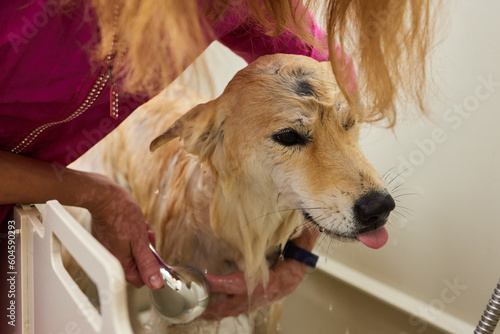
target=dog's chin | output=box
[301,210,389,249]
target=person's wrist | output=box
[291,227,320,251]
[67,169,117,214]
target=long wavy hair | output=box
[90,0,440,127]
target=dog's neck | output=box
[208,159,303,292]
[147,150,302,291]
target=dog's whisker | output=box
[301,205,331,211]
[389,214,407,225]
[392,193,417,201]
[391,210,411,220]
[389,182,406,193]
[276,214,335,244]
[244,203,338,228]
[389,213,412,230]
[316,229,330,248]
[313,215,330,226]
[392,190,420,198]
[388,216,400,228]
[389,210,406,219]
[326,233,337,255]
[244,206,330,227]
[381,164,400,181]
[245,208,302,226]
[392,207,413,217]
[321,218,334,231]
[386,167,412,186]
[302,198,328,206]
[274,223,314,246]
[312,218,336,241]
[394,204,415,214]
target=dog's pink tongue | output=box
[356,227,388,249]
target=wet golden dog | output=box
[70,53,395,333]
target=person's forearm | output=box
[0,150,105,210]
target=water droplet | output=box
[276,323,282,332]
[319,227,325,233]
[154,189,159,194]
[328,303,333,312]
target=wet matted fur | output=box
[68,54,395,333]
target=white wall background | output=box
[333,1,500,331]
[179,1,500,332]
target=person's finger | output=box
[132,239,163,290]
[205,271,248,294]
[121,257,144,288]
[267,258,308,296]
[292,226,320,250]
[202,295,249,320]
[203,289,277,320]
[206,256,308,296]
[147,229,156,247]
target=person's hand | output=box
[86,173,163,290]
[202,228,319,320]
[0,151,162,289]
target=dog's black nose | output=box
[354,191,395,226]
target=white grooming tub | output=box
[14,201,133,334]
[13,201,457,334]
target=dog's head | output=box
[150,54,394,283]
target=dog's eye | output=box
[273,129,306,146]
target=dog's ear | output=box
[149,101,221,161]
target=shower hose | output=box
[474,279,500,333]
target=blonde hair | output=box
[90,0,439,127]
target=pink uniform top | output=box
[0,0,330,222]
